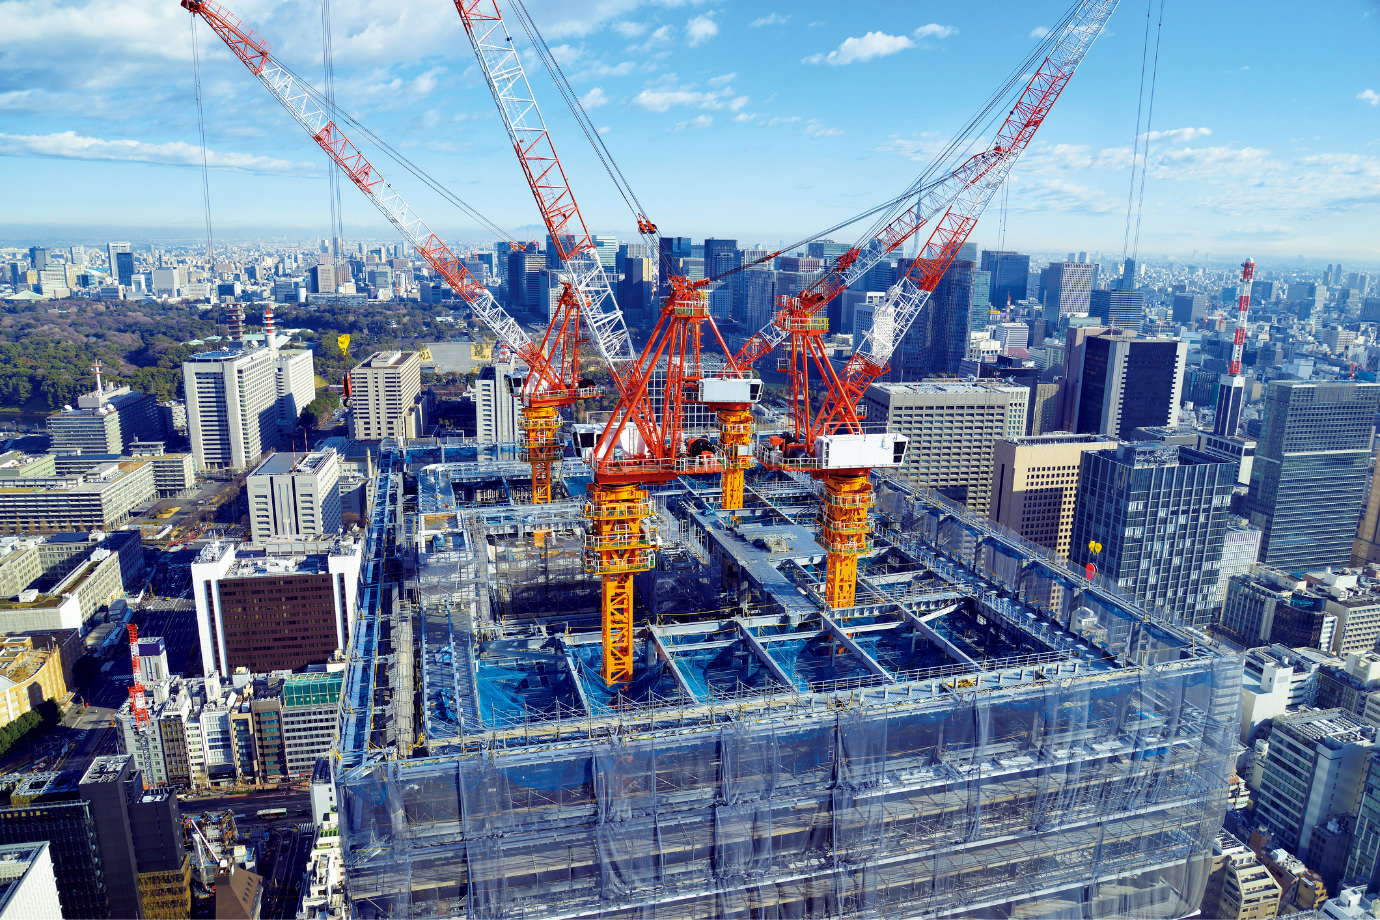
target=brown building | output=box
[989,432,1117,558]
[217,570,342,673]
[191,537,362,678]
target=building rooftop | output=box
[870,381,1027,396]
[0,841,51,913]
[79,755,131,785]
[250,449,337,478]
[1276,708,1375,746]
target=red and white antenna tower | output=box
[1229,259,1254,376]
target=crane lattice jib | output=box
[181,0,553,377]
[454,1,635,370]
[811,0,1117,438]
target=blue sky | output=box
[2,0,1378,265]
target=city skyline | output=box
[1,1,1378,262]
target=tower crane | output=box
[450,2,637,505]
[760,0,1119,610]
[182,0,589,506]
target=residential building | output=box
[1064,331,1187,439]
[183,348,279,472]
[1068,442,1233,627]
[1254,709,1374,862]
[988,433,1117,557]
[862,381,1027,515]
[0,461,155,535]
[348,351,424,442]
[1219,851,1282,920]
[246,449,342,542]
[191,537,362,677]
[0,842,63,920]
[1246,380,1380,573]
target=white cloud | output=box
[804,121,843,138]
[631,77,739,112]
[751,13,789,28]
[804,31,913,66]
[686,14,717,47]
[0,130,314,174]
[708,72,737,86]
[612,21,648,38]
[1359,89,1380,107]
[1030,26,1050,39]
[674,115,713,131]
[733,112,757,123]
[1141,126,1213,143]
[581,87,610,108]
[912,23,957,41]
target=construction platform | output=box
[333,441,1241,919]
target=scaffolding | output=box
[334,450,1241,919]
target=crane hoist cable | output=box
[258,51,519,246]
[190,15,216,264]
[1132,0,1165,262]
[321,0,344,257]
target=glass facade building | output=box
[1070,443,1235,627]
[1246,380,1380,574]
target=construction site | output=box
[329,444,1241,920]
[175,0,1243,915]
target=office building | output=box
[191,536,362,676]
[1355,452,1380,567]
[988,433,1117,557]
[1064,331,1187,439]
[108,243,134,287]
[1239,644,1333,743]
[0,635,69,730]
[348,351,424,442]
[1171,293,1207,325]
[703,238,739,320]
[980,250,1030,307]
[1219,564,1337,651]
[898,259,982,379]
[1304,568,1380,657]
[0,788,108,917]
[1088,289,1144,331]
[1214,374,1247,437]
[1254,709,1373,862]
[1041,260,1094,320]
[863,381,1027,515]
[1218,852,1281,920]
[281,671,344,777]
[0,460,155,535]
[1212,518,1262,615]
[1345,751,1380,895]
[246,449,342,541]
[183,348,279,472]
[474,352,523,446]
[0,842,62,920]
[1069,442,1234,627]
[47,381,164,455]
[1246,380,1380,573]
[274,348,317,434]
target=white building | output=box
[275,348,317,434]
[474,353,523,446]
[0,842,63,920]
[183,348,278,472]
[348,351,424,442]
[246,449,342,542]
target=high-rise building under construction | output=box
[332,444,1240,920]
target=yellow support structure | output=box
[521,406,562,505]
[716,407,755,511]
[585,483,656,685]
[819,472,873,609]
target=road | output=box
[257,824,315,918]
